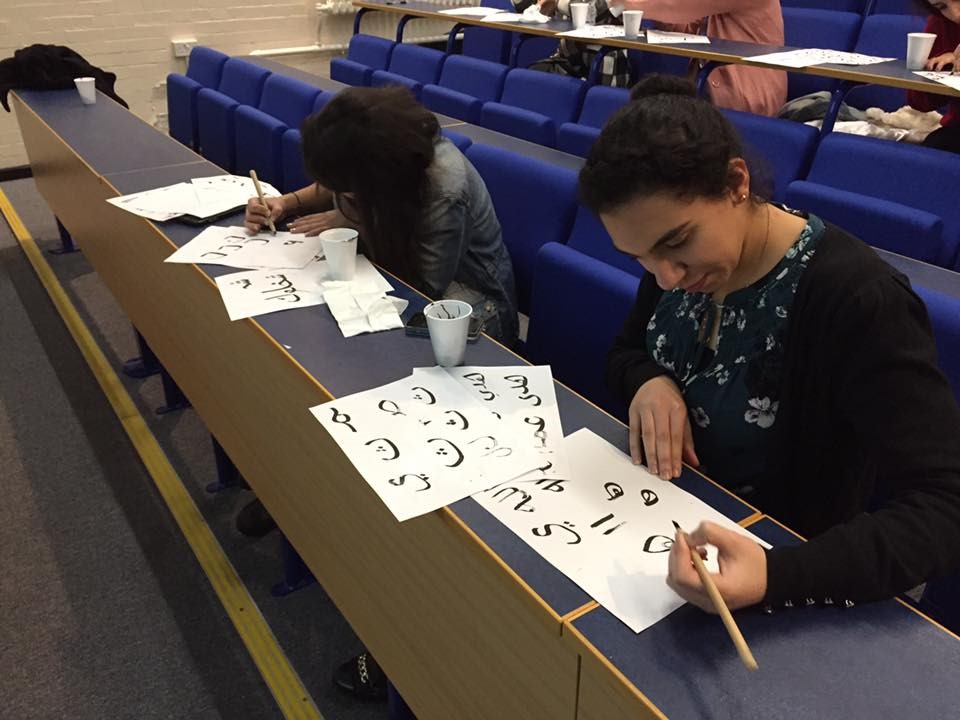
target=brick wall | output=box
[0,0,461,169]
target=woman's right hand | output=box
[925,52,957,72]
[244,195,286,234]
[627,375,699,480]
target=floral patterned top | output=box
[645,212,825,498]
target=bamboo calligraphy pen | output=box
[249,169,276,235]
[672,520,758,671]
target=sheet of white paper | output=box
[558,24,625,39]
[304,253,395,295]
[914,70,960,92]
[439,6,503,16]
[422,365,569,480]
[475,428,768,633]
[165,226,324,270]
[309,368,544,520]
[482,10,550,23]
[645,29,710,44]
[214,268,327,321]
[745,48,894,68]
[106,175,281,222]
[323,287,408,338]
[106,185,194,221]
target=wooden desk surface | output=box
[353,0,960,97]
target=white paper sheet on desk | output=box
[165,225,324,270]
[214,268,327,320]
[323,287,408,338]
[745,48,894,68]
[474,428,768,633]
[106,184,194,221]
[309,367,544,521]
[914,71,960,92]
[106,175,280,221]
[644,29,710,44]
[482,9,550,23]
[420,365,569,480]
[558,25,625,40]
[439,6,503,16]
[303,253,395,295]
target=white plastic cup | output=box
[424,300,472,367]
[623,10,644,39]
[319,227,358,281]
[906,32,937,71]
[570,2,589,29]
[74,77,96,105]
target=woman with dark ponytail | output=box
[580,76,960,614]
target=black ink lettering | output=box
[604,483,624,501]
[467,435,512,458]
[491,487,535,512]
[643,535,674,553]
[426,438,464,467]
[640,489,659,506]
[364,437,400,461]
[410,386,436,405]
[329,407,356,433]
[443,410,469,431]
[388,473,431,492]
[532,521,581,545]
[377,400,405,417]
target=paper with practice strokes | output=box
[165,226,324,270]
[475,428,768,633]
[214,268,327,320]
[914,70,960,92]
[644,29,710,44]
[482,6,550,23]
[558,24,625,40]
[425,365,569,480]
[106,175,280,221]
[310,368,545,521]
[745,48,894,68]
[439,6,503,16]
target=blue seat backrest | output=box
[464,143,579,313]
[577,86,629,129]
[526,242,641,420]
[783,8,862,98]
[499,68,587,125]
[218,58,271,106]
[462,26,512,65]
[186,47,229,88]
[438,55,508,101]
[512,36,559,68]
[722,109,819,203]
[257,75,321,128]
[780,0,866,10]
[803,133,960,267]
[567,206,643,277]
[628,48,692,81]
[871,0,925,13]
[848,13,927,110]
[349,34,395,69]
[915,285,960,406]
[387,44,446,85]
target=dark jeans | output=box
[923,124,960,154]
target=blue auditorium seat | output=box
[785,133,960,269]
[196,59,270,172]
[167,46,229,148]
[512,36,559,69]
[464,143,579,313]
[462,26,513,65]
[783,8,863,100]
[846,13,927,111]
[421,55,508,123]
[234,76,322,188]
[526,242,640,419]
[479,68,587,147]
[557,85,628,156]
[870,0,924,13]
[370,44,446,99]
[279,94,336,193]
[780,0,867,10]
[566,206,642,277]
[722,109,819,203]
[440,128,474,152]
[330,34,395,86]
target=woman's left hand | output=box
[666,521,767,612]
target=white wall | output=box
[0,0,460,169]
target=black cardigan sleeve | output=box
[764,273,960,604]
[605,272,670,404]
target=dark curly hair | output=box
[579,75,767,215]
[301,85,440,285]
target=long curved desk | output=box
[12,85,960,719]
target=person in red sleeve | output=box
[907,1,960,153]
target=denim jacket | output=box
[417,137,519,346]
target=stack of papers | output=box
[438,6,503,16]
[106,175,280,222]
[482,8,550,23]
[745,48,894,68]
[558,25,625,40]
[915,70,960,92]
[645,29,710,44]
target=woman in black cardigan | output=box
[579,76,960,612]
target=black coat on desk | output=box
[0,44,128,112]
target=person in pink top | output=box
[620,0,787,116]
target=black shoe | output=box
[236,498,277,537]
[333,652,387,700]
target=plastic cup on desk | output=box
[424,300,472,367]
[623,10,644,39]
[570,2,590,29]
[907,32,938,71]
[74,77,96,105]
[319,227,358,281]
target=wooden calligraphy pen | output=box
[249,169,276,235]
[672,520,758,671]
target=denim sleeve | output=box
[416,196,469,300]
